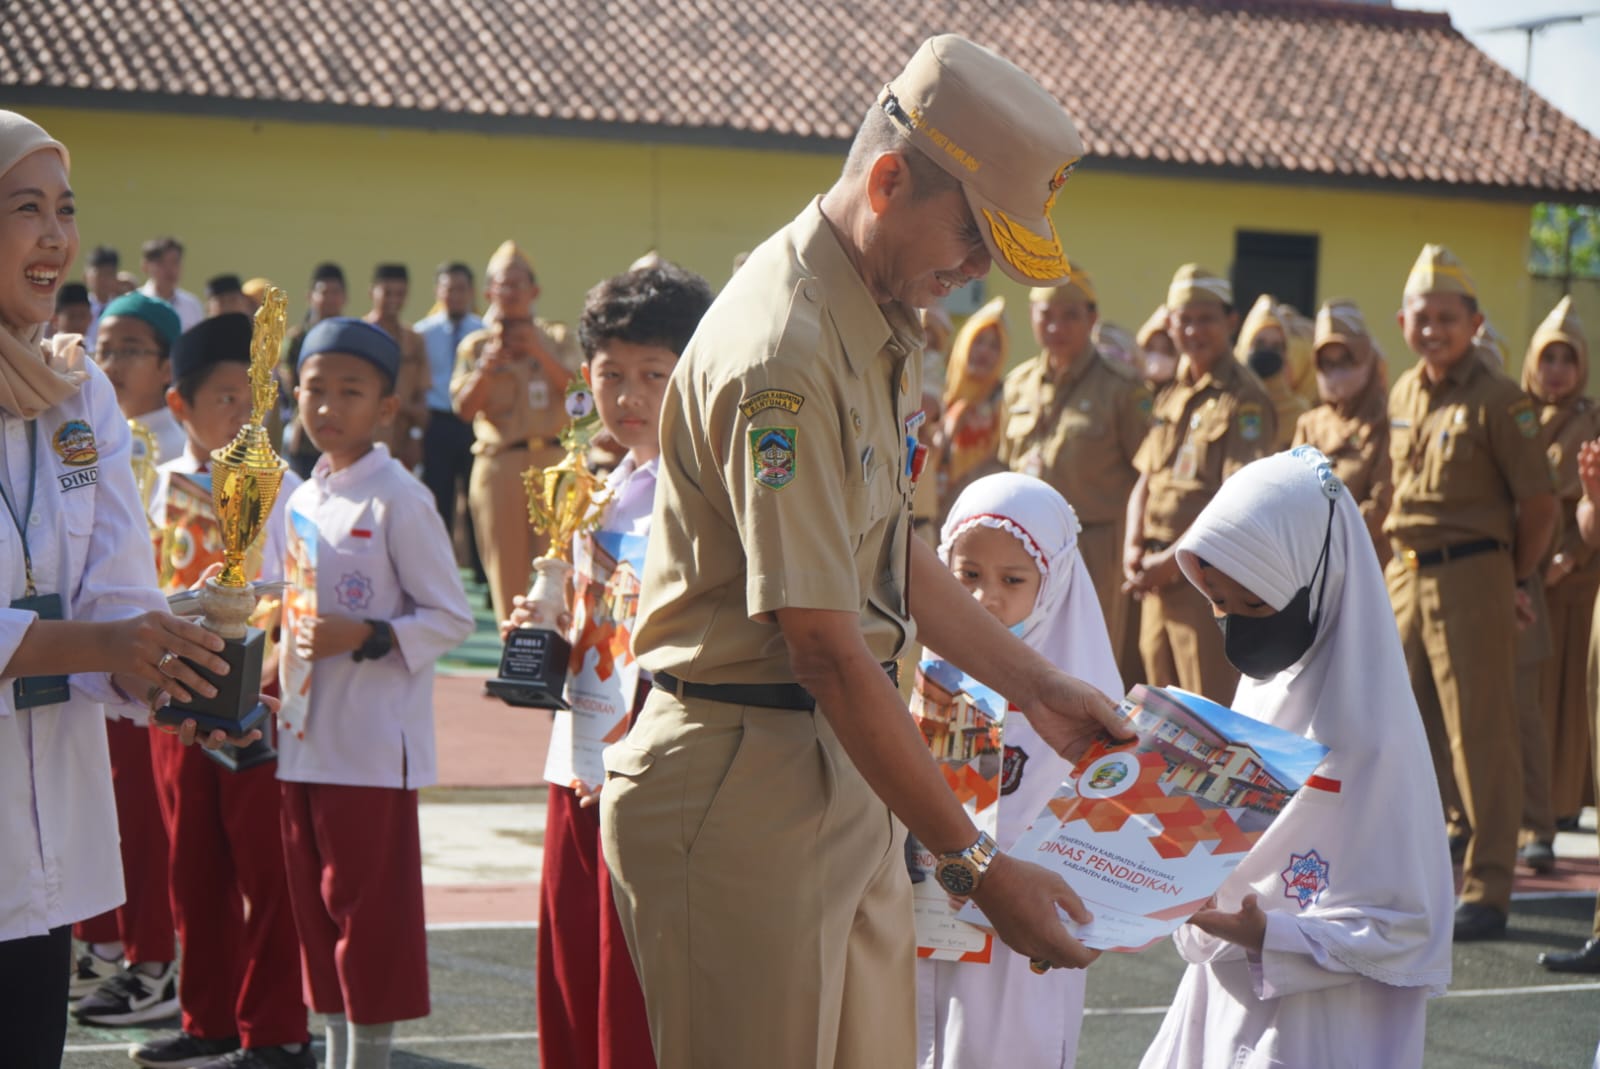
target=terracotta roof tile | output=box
[2,0,1597,198]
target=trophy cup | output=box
[486,388,609,709]
[156,288,290,741]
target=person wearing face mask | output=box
[1139,446,1454,1069]
[937,295,1009,518]
[1291,299,1392,564]
[1136,305,1177,394]
[999,269,1151,688]
[1235,295,1309,451]
[1520,297,1599,869]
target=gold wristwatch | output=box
[934,831,999,898]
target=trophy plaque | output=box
[487,387,609,709]
[156,288,290,742]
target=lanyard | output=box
[0,420,39,596]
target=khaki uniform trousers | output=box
[1078,520,1137,692]
[468,444,559,622]
[1516,581,1556,845]
[1543,576,1600,821]
[600,690,915,1069]
[1584,591,1600,939]
[1139,578,1240,704]
[1387,550,1521,910]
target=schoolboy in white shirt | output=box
[278,317,473,1069]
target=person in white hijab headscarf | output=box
[1140,446,1454,1069]
[918,472,1123,1069]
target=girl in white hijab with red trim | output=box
[1140,446,1454,1069]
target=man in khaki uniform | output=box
[1124,266,1275,701]
[364,262,431,471]
[1385,243,1556,940]
[999,268,1151,686]
[600,36,1125,1069]
[450,240,580,621]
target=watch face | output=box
[937,861,977,897]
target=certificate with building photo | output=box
[907,658,1008,963]
[964,684,1330,953]
[544,529,647,791]
[277,508,320,740]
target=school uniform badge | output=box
[750,427,797,490]
[335,571,375,611]
[1280,849,1331,908]
[53,419,97,466]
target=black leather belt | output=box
[1400,538,1506,571]
[653,663,901,712]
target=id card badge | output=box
[11,592,70,708]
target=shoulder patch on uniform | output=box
[750,427,798,490]
[1511,398,1538,439]
[739,389,806,420]
[1237,402,1265,442]
[1137,395,1154,418]
[53,419,97,466]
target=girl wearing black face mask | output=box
[1139,447,1454,1069]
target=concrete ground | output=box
[59,590,1600,1066]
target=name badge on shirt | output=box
[11,592,69,708]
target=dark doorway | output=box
[1233,230,1320,317]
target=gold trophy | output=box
[156,288,290,739]
[487,387,609,709]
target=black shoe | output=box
[1555,814,1583,833]
[131,1032,242,1068]
[1453,902,1508,941]
[72,962,179,1025]
[1538,938,1600,974]
[1447,830,1469,863]
[1519,840,1556,874]
[195,1045,315,1069]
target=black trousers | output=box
[422,408,475,538]
[0,925,71,1068]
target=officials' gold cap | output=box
[1136,305,1170,348]
[1028,260,1096,307]
[487,239,535,280]
[1530,296,1587,363]
[881,35,1085,286]
[1314,298,1372,355]
[1404,244,1476,300]
[1167,264,1232,309]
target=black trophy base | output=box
[486,627,571,710]
[155,626,270,737]
[203,737,278,774]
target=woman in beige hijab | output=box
[1291,299,1392,563]
[0,111,245,1066]
[936,296,1009,517]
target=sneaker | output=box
[195,1045,316,1069]
[71,961,179,1025]
[131,1033,242,1068]
[68,949,121,1001]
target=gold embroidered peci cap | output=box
[880,35,1085,286]
[1028,259,1096,307]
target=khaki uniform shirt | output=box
[997,349,1151,527]
[1292,392,1393,531]
[370,320,430,456]
[633,198,924,684]
[449,319,578,456]
[1134,356,1277,544]
[1384,355,1551,553]
[1535,397,1600,573]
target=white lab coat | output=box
[276,444,473,789]
[0,363,167,941]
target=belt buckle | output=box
[1403,548,1419,572]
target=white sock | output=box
[347,1020,395,1069]
[89,941,123,963]
[324,1013,348,1069]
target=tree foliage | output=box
[1530,203,1600,282]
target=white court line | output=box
[65,1031,538,1053]
[1084,980,1600,1018]
[426,920,539,931]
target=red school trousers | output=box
[75,718,175,963]
[278,781,429,1025]
[540,783,656,1069]
[149,730,308,1046]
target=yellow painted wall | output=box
[23,105,1535,384]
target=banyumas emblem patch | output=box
[750,427,797,490]
[739,389,805,419]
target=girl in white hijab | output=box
[918,472,1123,1069]
[1140,446,1454,1069]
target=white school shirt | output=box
[0,361,168,942]
[152,451,302,587]
[133,405,186,466]
[276,443,474,789]
[138,281,204,333]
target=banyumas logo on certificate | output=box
[993,684,1329,952]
